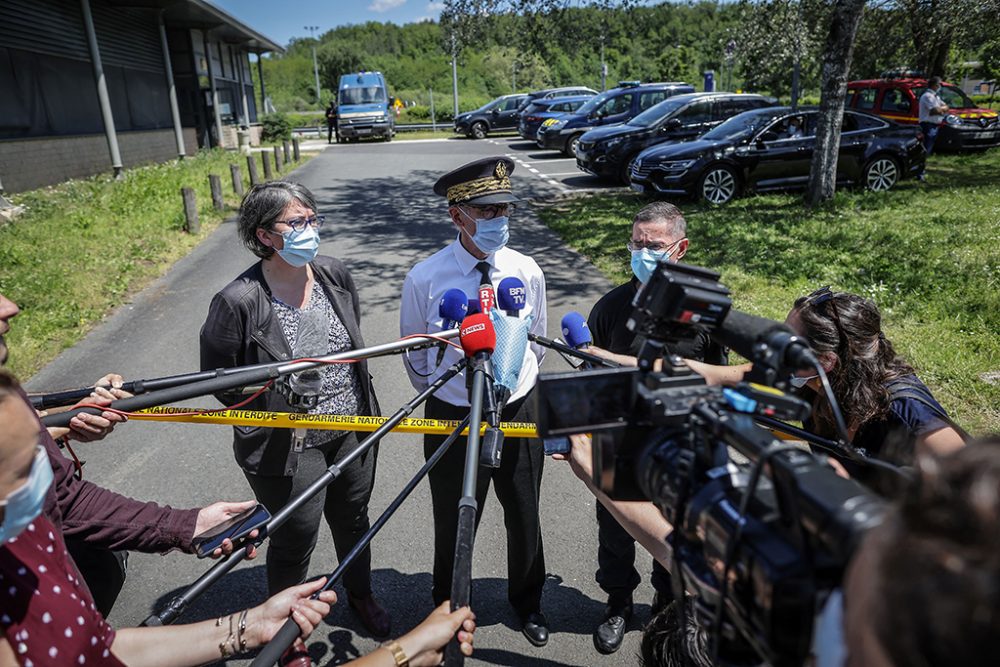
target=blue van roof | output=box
[340,72,385,88]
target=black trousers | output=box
[423,393,546,618]
[244,431,377,597]
[66,540,128,617]
[596,502,672,606]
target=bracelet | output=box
[237,608,249,652]
[218,614,237,658]
[383,639,409,667]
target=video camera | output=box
[535,261,886,666]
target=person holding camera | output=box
[583,202,725,654]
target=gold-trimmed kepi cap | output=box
[433,156,520,206]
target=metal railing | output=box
[292,123,447,137]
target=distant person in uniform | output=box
[326,100,338,144]
[917,76,949,180]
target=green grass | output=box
[0,148,313,380]
[535,150,1000,434]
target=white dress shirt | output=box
[919,89,946,123]
[400,237,547,407]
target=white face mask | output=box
[790,374,819,389]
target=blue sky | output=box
[210,0,447,48]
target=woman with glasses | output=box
[200,182,390,663]
[689,288,966,488]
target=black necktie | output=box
[475,261,493,289]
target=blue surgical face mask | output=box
[0,446,53,543]
[465,210,509,255]
[276,225,320,267]
[790,374,819,389]
[630,248,671,284]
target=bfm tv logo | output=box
[506,286,526,305]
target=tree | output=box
[806,0,867,206]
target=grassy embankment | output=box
[535,149,1000,434]
[0,147,314,379]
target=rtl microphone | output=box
[478,265,495,315]
[497,276,527,317]
[437,289,469,367]
[712,309,816,372]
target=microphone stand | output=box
[39,330,460,428]
[527,332,619,368]
[251,414,472,667]
[444,351,490,667]
[141,359,468,627]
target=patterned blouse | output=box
[271,279,363,447]
[1,515,126,667]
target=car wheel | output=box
[699,164,739,204]
[470,122,488,140]
[864,155,899,192]
[564,133,582,157]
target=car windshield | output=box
[916,84,977,109]
[576,90,614,115]
[627,97,692,127]
[339,86,385,106]
[701,109,784,141]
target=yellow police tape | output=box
[129,406,539,438]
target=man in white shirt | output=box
[399,156,550,647]
[917,76,949,180]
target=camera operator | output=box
[583,202,725,653]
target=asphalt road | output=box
[25,136,655,667]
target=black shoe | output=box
[521,612,549,647]
[594,603,632,654]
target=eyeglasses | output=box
[626,237,686,253]
[804,285,847,348]
[275,215,325,232]
[464,203,515,219]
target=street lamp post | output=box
[304,25,321,106]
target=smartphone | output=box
[543,437,571,456]
[192,503,271,559]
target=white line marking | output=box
[543,171,584,176]
[523,158,577,164]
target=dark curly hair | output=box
[871,438,1000,667]
[791,290,914,439]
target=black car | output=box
[454,93,530,139]
[629,107,925,204]
[576,93,775,183]
[518,95,595,140]
[536,81,696,156]
[518,86,599,111]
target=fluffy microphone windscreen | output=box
[459,312,496,356]
[490,308,528,391]
[439,288,469,324]
[561,311,592,348]
[497,276,527,314]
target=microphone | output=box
[497,276,527,317]
[284,309,328,410]
[712,309,815,372]
[561,311,592,350]
[459,312,496,359]
[437,289,469,367]
[459,313,506,469]
[466,298,482,315]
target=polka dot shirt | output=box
[1,515,125,666]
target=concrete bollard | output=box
[182,187,199,234]
[273,145,283,172]
[282,140,291,164]
[208,174,225,211]
[230,164,244,197]
[247,154,260,185]
[262,151,273,180]
[292,138,300,161]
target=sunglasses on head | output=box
[803,286,847,348]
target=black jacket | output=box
[200,256,380,477]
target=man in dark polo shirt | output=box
[586,201,726,654]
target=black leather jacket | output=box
[200,256,380,477]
